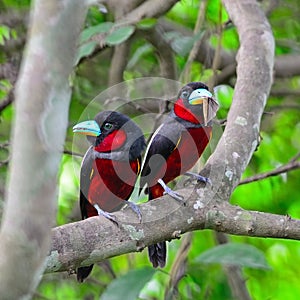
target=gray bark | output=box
[0,1,87,299]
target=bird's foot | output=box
[158,178,184,203]
[93,204,119,226]
[184,172,211,185]
[126,201,142,223]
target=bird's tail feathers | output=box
[77,265,94,282]
[148,242,166,268]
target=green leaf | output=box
[74,41,97,66]
[0,25,10,45]
[214,85,234,108]
[136,18,157,29]
[105,25,135,46]
[127,44,153,69]
[195,243,270,269]
[79,22,113,43]
[171,36,194,56]
[100,267,156,300]
[167,30,205,56]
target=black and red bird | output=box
[73,111,145,282]
[139,82,219,268]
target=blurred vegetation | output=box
[1,0,300,299]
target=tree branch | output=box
[45,190,300,273]
[274,54,300,78]
[144,25,177,80]
[107,0,140,86]
[108,41,131,86]
[120,0,179,25]
[239,153,300,185]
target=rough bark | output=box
[45,194,300,273]
[0,1,87,299]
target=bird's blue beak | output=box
[188,88,212,105]
[73,120,101,137]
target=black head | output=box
[94,111,145,158]
[177,82,210,104]
[73,111,145,159]
[174,82,218,124]
[186,82,209,91]
[94,111,131,142]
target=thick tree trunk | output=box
[0,1,87,299]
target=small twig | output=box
[208,2,224,90]
[290,152,300,163]
[210,62,236,86]
[108,41,131,86]
[270,89,300,97]
[120,0,179,26]
[267,104,300,111]
[262,111,275,116]
[239,154,300,185]
[107,1,138,86]
[0,158,10,167]
[0,142,10,149]
[180,0,208,83]
[145,25,176,80]
[63,150,84,157]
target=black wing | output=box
[79,146,95,219]
[139,122,182,190]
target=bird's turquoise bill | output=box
[73,120,101,137]
[188,88,213,105]
[188,88,214,126]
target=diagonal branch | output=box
[239,154,300,185]
[144,25,177,80]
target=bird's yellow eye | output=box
[103,123,113,130]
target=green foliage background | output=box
[0,0,300,299]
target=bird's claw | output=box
[158,178,185,203]
[163,189,185,203]
[94,204,119,226]
[184,172,211,185]
[126,201,142,223]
